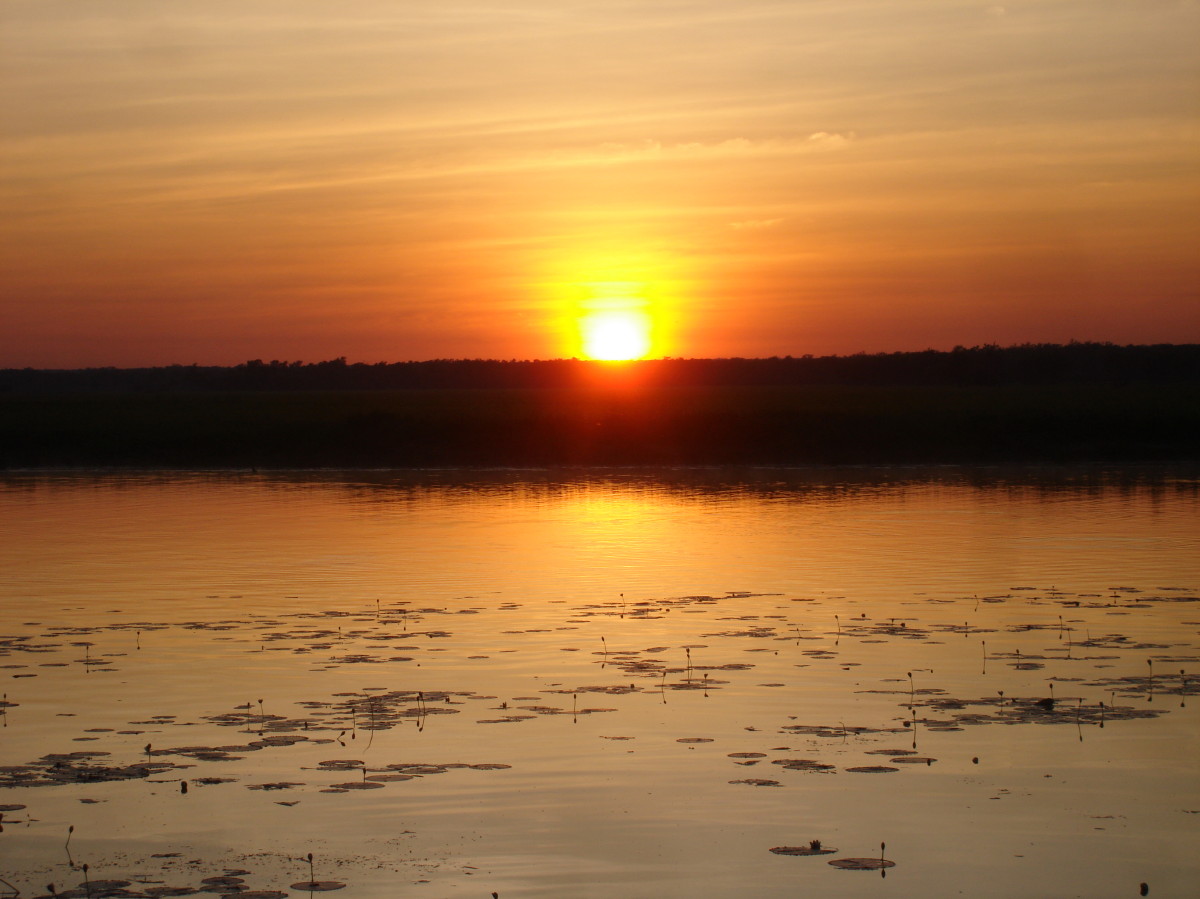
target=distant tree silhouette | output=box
[1,342,1196,393]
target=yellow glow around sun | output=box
[541,250,686,360]
[581,309,651,361]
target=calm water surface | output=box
[1,468,1198,898]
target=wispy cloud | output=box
[2,0,1198,364]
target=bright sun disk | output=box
[581,311,651,361]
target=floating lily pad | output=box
[143,887,200,896]
[770,845,837,856]
[387,764,445,774]
[772,758,835,771]
[729,778,782,786]
[829,857,896,870]
[247,781,304,790]
[845,766,899,773]
[289,883,345,892]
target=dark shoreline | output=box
[6,346,1198,469]
[4,382,1198,469]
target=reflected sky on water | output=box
[1,466,1198,898]
[4,466,1198,616]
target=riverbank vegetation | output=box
[3,344,1197,467]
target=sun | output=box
[581,310,651,361]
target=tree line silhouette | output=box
[2,342,1197,394]
[3,343,1197,467]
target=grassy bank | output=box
[4,383,1198,468]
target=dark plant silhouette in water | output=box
[290,851,346,892]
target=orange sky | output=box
[2,1,1198,367]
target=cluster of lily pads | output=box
[1,584,1196,890]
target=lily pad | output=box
[829,857,896,870]
[289,883,345,892]
[770,846,837,856]
[729,778,782,786]
[772,758,835,771]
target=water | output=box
[1,467,1198,898]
